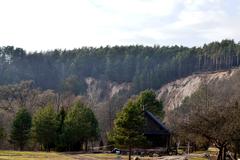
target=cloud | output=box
[140,0,240,46]
[0,0,239,51]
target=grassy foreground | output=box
[0,150,131,160]
[0,150,72,160]
[0,150,210,160]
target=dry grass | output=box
[190,157,208,160]
[0,151,146,160]
[0,150,72,160]
[1,150,206,160]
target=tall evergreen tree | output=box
[80,106,99,151]
[55,107,66,151]
[63,102,99,151]
[32,106,57,151]
[10,108,32,150]
[109,100,146,160]
[136,90,164,119]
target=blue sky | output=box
[0,0,239,51]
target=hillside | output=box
[157,68,240,113]
[83,67,240,141]
[1,39,240,148]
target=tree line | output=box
[0,40,240,94]
[0,87,163,155]
[5,102,99,151]
[0,80,126,148]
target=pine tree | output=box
[63,102,99,151]
[55,107,66,151]
[32,106,57,151]
[10,108,32,150]
[136,90,164,119]
[108,100,146,160]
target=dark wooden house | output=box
[144,111,170,149]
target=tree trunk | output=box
[198,55,201,71]
[85,141,88,151]
[215,57,218,70]
[237,55,239,66]
[91,141,94,151]
[234,151,237,160]
[128,146,132,160]
[47,145,50,152]
[220,56,222,69]
[223,146,227,160]
[218,147,223,160]
[20,144,24,151]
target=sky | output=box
[0,0,240,51]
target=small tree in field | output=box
[10,108,32,150]
[32,106,57,151]
[109,100,146,160]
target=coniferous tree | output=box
[108,100,146,160]
[136,90,164,119]
[10,108,32,150]
[55,107,66,151]
[63,102,99,151]
[32,106,57,151]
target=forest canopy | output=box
[0,39,240,94]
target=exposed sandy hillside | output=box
[85,77,131,104]
[156,68,240,112]
[85,68,240,115]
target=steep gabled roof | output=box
[144,111,170,135]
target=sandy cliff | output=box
[156,68,239,112]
